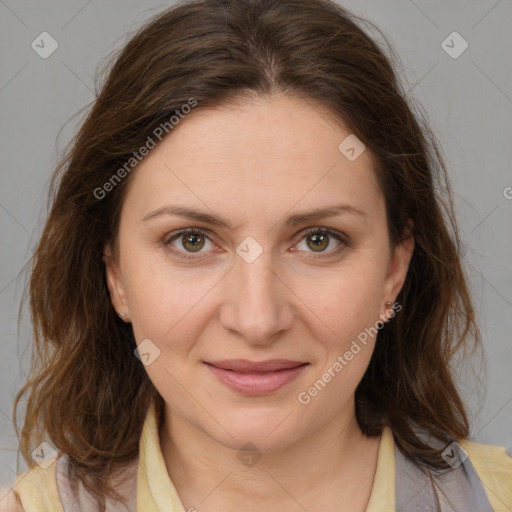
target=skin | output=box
[104,93,414,511]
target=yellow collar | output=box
[136,399,186,511]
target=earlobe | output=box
[103,244,130,320]
[383,222,415,306]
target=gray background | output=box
[1,0,511,488]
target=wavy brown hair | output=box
[13,0,482,508]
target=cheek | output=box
[121,247,219,347]
[292,264,386,343]
[295,287,379,419]
[289,258,386,402]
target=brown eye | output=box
[293,228,349,259]
[181,232,205,252]
[306,231,330,252]
[165,229,214,257]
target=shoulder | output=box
[0,488,24,512]
[460,438,512,511]
[0,455,63,512]
[2,452,139,512]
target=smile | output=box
[204,359,309,395]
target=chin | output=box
[218,427,300,454]
[206,407,304,452]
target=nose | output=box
[218,249,294,346]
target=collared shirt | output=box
[4,398,512,511]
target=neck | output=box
[160,399,382,512]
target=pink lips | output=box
[205,359,308,395]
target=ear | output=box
[103,243,130,321]
[382,220,415,308]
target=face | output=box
[104,93,414,451]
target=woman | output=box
[1,0,511,510]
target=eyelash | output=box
[163,227,351,261]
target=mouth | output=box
[204,359,309,395]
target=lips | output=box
[204,359,309,395]
[206,359,307,373]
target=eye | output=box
[164,228,215,259]
[293,228,349,258]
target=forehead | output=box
[121,94,384,226]
[157,94,370,161]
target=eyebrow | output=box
[142,203,367,230]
